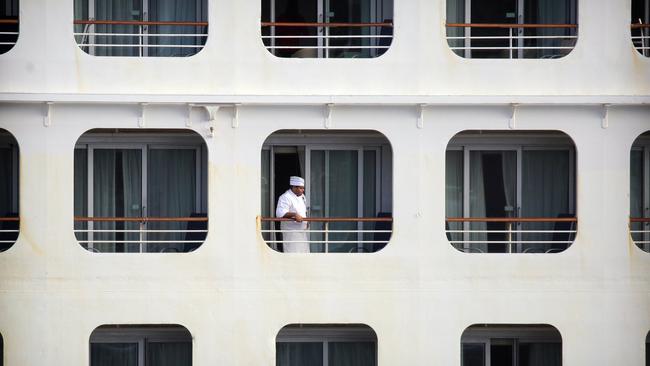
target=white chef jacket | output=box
[276,189,309,253]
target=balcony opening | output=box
[89,324,192,366]
[74,129,208,253]
[0,129,19,252]
[446,131,576,254]
[0,0,18,54]
[261,130,392,253]
[630,132,650,252]
[632,0,650,56]
[446,0,578,59]
[276,324,377,366]
[73,0,208,57]
[461,324,562,366]
[261,0,393,58]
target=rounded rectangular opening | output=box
[461,324,562,366]
[0,0,18,54]
[73,0,208,57]
[89,324,192,366]
[0,129,19,252]
[261,130,393,253]
[446,0,578,59]
[261,0,393,58]
[446,130,577,254]
[276,324,377,366]
[74,129,208,253]
[630,132,650,252]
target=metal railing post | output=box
[509,28,513,59]
[139,220,145,253]
[324,221,329,253]
[507,221,513,253]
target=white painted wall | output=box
[0,0,648,96]
[0,103,648,365]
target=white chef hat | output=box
[289,176,305,187]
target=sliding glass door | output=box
[75,144,203,253]
[261,145,381,253]
[447,145,575,253]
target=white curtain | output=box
[445,150,464,246]
[469,151,487,252]
[92,0,141,56]
[521,150,571,251]
[329,342,376,366]
[147,149,196,252]
[90,343,138,366]
[522,342,562,366]
[527,0,575,58]
[309,150,327,253]
[276,343,323,366]
[146,342,192,366]
[328,150,359,252]
[93,149,142,252]
[149,0,206,57]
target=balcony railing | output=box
[73,20,208,57]
[261,21,393,58]
[74,216,207,253]
[259,216,393,252]
[0,19,18,50]
[0,217,19,249]
[446,23,578,59]
[446,217,577,253]
[630,217,650,251]
[632,23,650,56]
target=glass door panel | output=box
[328,341,376,366]
[327,150,359,252]
[276,342,324,366]
[469,150,517,253]
[446,150,464,248]
[147,148,197,253]
[271,0,319,57]
[309,149,359,252]
[521,150,572,252]
[92,148,143,253]
[90,343,139,366]
[146,341,192,365]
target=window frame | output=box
[276,325,378,366]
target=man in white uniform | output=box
[275,176,310,253]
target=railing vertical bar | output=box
[325,221,329,253]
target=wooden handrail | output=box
[630,217,650,223]
[0,217,19,222]
[631,23,650,29]
[74,217,208,222]
[446,217,577,223]
[261,22,393,28]
[260,217,393,223]
[0,19,18,24]
[446,23,577,29]
[73,20,208,26]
